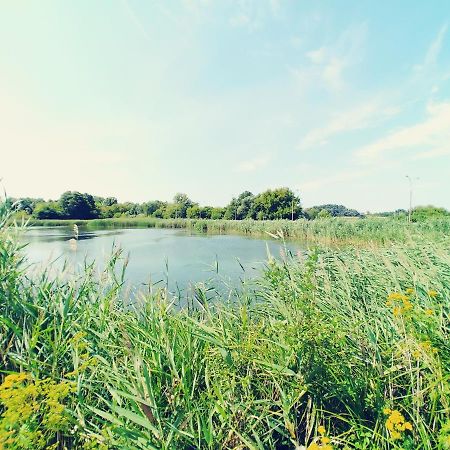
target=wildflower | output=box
[406,288,415,295]
[428,290,438,298]
[384,408,413,441]
[425,308,433,316]
[322,437,331,444]
[0,372,30,389]
[308,444,320,450]
[318,426,326,435]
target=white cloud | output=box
[355,101,450,162]
[294,23,367,93]
[413,147,450,160]
[306,47,326,64]
[235,154,271,172]
[301,168,370,192]
[415,23,448,72]
[298,100,400,150]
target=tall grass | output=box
[1,204,449,449]
[33,216,450,245]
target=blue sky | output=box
[1,0,450,212]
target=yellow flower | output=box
[428,290,438,298]
[425,308,433,316]
[317,425,326,435]
[308,443,320,450]
[393,306,402,316]
[404,421,413,431]
[391,430,401,440]
[383,408,392,415]
[406,288,415,295]
[322,436,331,444]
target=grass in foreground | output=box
[1,204,450,449]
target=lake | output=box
[22,227,304,295]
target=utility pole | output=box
[405,175,419,223]
[291,188,299,221]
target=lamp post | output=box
[405,175,419,223]
[291,189,299,221]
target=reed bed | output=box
[1,204,449,449]
[33,216,450,246]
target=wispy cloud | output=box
[293,22,368,92]
[298,100,401,150]
[121,0,150,41]
[235,154,271,172]
[301,168,370,192]
[414,23,448,72]
[355,101,450,162]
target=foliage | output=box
[305,204,362,219]
[1,200,450,448]
[411,205,449,222]
[59,191,99,220]
[32,201,62,220]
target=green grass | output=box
[1,203,450,449]
[31,215,450,246]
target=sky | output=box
[1,0,450,212]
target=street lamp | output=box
[291,189,300,221]
[405,175,419,223]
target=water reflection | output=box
[22,226,303,295]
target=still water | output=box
[23,227,303,294]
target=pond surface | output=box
[22,227,304,294]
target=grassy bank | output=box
[2,203,450,449]
[31,216,450,245]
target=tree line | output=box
[9,191,447,221]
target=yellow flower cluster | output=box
[383,408,412,441]
[307,426,333,450]
[428,290,438,298]
[0,372,77,449]
[386,292,413,316]
[410,339,438,359]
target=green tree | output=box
[249,188,301,220]
[144,201,165,216]
[317,208,332,219]
[172,193,194,218]
[224,191,254,220]
[33,202,62,219]
[210,207,225,219]
[411,205,449,222]
[103,197,118,206]
[308,204,361,218]
[59,192,99,219]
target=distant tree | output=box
[144,200,165,216]
[307,204,362,218]
[103,197,118,206]
[33,202,62,219]
[224,191,255,220]
[304,207,320,220]
[163,203,180,219]
[249,188,301,220]
[172,193,194,218]
[15,197,43,215]
[186,205,202,219]
[59,191,99,219]
[210,207,225,219]
[411,205,449,222]
[317,208,332,219]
